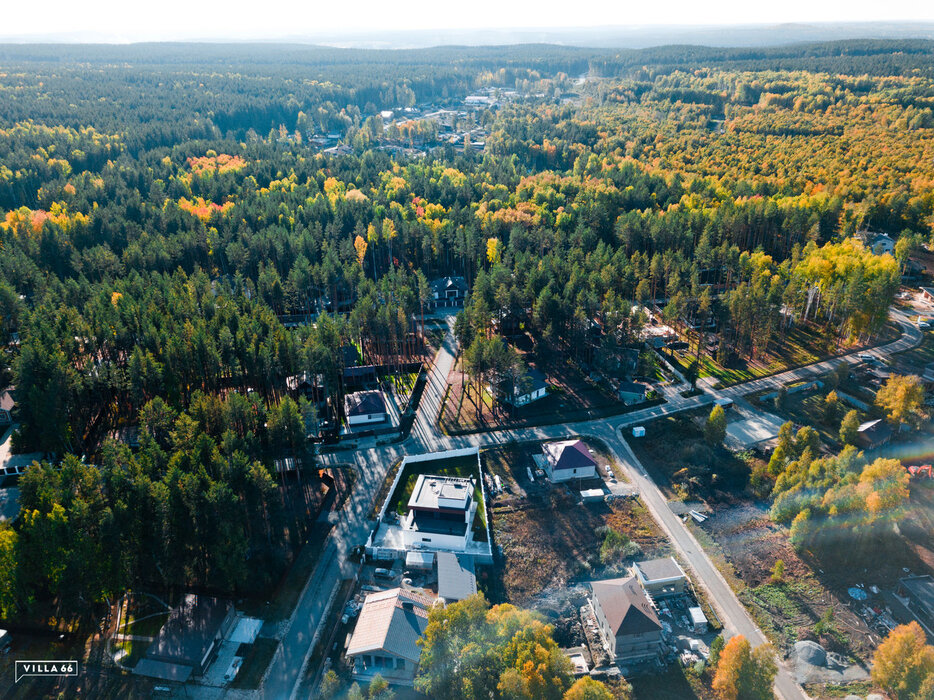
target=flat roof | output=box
[133,658,193,683]
[407,474,473,511]
[634,557,686,584]
[689,607,707,624]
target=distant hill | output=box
[3,21,934,49]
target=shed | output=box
[581,489,605,503]
[632,426,646,438]
[688,606,708,634]
[405,551,435,570]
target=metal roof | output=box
[144,594,232,668]
[344,390,387,417]
[634,557,686,584]
[437,552,477,602]
[543,440,597,472]
[346,588,433,663]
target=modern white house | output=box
[399,474,478,550]
[344,390,388,425]
[346,588,434,686]
[367,447,493,564]
[541,439,597,483]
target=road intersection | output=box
[273,308,922,700]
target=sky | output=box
[4,0,934,42]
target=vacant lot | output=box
[629,411,752,501]
[692,501,876,659]
[486,488,666,605]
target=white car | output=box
[224,657,243,683]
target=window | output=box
[396,658,405,670]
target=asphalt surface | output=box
[273,307,923,700]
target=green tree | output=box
[709,634,725,667]
[705,405,727,446]
[770,559,785,584]
[319,669,341,699]
[839,409,861,445]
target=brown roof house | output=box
[541,440,597,483]
[346,588,434,685]
[344,390,388,426]
[0,388,15,426]
[590,577,665,666]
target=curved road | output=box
[274,307,921,700]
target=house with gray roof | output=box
[633,557,688,600]
[133,595,235,683]
[346,588,434,685]
[429,276,468,308]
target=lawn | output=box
[751,386,869,449]
[670,321,899,388]
[120,612,168,639]
[385,453,487,541]
[113,637,148,668]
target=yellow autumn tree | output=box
[353,235,368,266]
[876,374,926,428]
[487,237,502,265]
[872,622,934,699]
[712,635,776,700]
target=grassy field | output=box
[671,322,898,388]
[752,387,869,449]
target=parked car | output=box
[374,567,394,580]
[224,657,243,683]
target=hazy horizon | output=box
[3,14,934,49]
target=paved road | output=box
[271,306,923,700]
